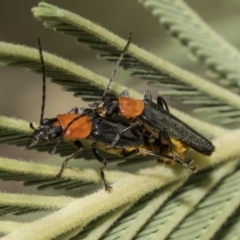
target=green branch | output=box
[3,128,240,239]
[167,160,240,239]
[0,157,129,190]
[1,2,240,239]
[0,193,74,215]
[0,221,26,234]
[134,159,239,240]
[138,0,240,90]
[30,2,240,125]
[213,205,240,239]
[0,44,227,137]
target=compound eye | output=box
[42,118,50,125]
[38,130,47,139]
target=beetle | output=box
[28,108,137,191]
[27,38,193,191]
[28,106,188,191]
[94,32,215,170]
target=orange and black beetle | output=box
[28,108,181,191]
[28,38,194,191]
[97,89,214,156]
[94,33,214,172]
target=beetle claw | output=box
[186,158,194,165]
[105,184,113,192]
[55,171,62,178]
[189,166,198,173]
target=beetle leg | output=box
[144,131,160,159]
[157,96,170,112]
[55,140,84,178]
[66,107,78,114]
[160,132,198,173]
[50,133,64,156]
[29,122,35,130]
[119,89,129,97]
[143,91,170,112]
[149,141,158,157]
[89,102,100,108]
[122,148,174,162]
[107,120,142,149]
[122,148,140,158]
[91,147,112,192]
[105,101,120,117]
[143,90,152,100]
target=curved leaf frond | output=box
[0,157,128,190]
[0,41,121,102]
[1,2,240,239]
[3,128,240,239]
[62,204,132,240]
[129,158,239,240]
[1,163,190,239]
[213,204,240,240]
[31,2,240,126]
[167,161,240,240]
[0,221,26,235]
[0,193,74,216]
[138,0,240,91]
[72,180,184,240]
[0,45,226,137]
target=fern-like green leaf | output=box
[0,41,119,102]
[130,159,239,240]
[2,128,240,239]
[138,0,240,92]
[0,43,225,137]
[31,2,240,126]
[166,161,240,240]
[72,180,184,240]
[0,157,128,191]
[0,193,74,216]
[0,221,26,235]
[213,204,240,240]
[1,2,240,239]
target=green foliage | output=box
[0,1,240,239]
[31,2,240,126]
[139,0,240,89]
[138,0,240,125]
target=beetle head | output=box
[27,118,62,148]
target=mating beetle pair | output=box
[96,88,214,169]
[94,32,214,172]
[29,107,175,191]
[27,39,175,191]
[28,34,214,191]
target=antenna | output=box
[29,38,46,130]
[102,31,132,101]
[37,38,46,124]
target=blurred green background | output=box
[1,0,240,193]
